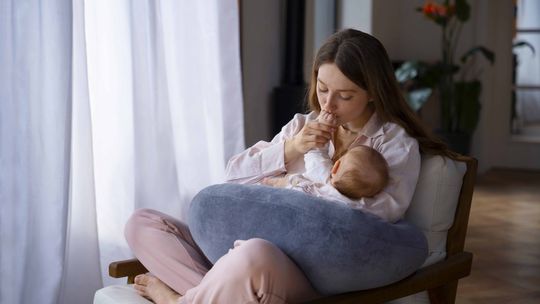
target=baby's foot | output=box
[133,273,181,304]
[317,110,337,127]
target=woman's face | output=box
[316,63,372,128]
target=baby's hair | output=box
[333,146,389,199]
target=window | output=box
[512,0,540,138]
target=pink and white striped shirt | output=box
[225,112,421,223]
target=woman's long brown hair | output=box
[307,29,458,158]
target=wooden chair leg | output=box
[428,280,458,304]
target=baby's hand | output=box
[317,110,337,127]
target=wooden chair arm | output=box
[109,258,148,284]
[305,251,473,304]
[108,252,471,302]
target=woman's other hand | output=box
[285,118,336,158]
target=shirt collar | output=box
[358,112,385,139]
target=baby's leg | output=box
[317,109,337,126]
[125,208,212,295]
[181,238,320,304]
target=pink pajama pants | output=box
[124,208,320,304]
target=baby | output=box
[328,145,389,199]
[262,111,389,203]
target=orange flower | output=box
[421,1,455,21]
[422,3,437,16]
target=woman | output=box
[125,29,452,304]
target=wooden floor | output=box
[456,168,540,303]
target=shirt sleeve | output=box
[353,126,421,223]
[225,113,308,184]
[303,148,333,184]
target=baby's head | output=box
[330,146,389,199]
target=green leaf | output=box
[434,16,449,27]
[395,61,420,83]
[513,41,536,55]
[420,62,459,87]
[460,46,495,65]
[405,88,433,112]
[455,81,481,134]
[455,0,470,22]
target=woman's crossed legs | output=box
[125,208,319,304]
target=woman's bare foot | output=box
[133,273,182,304]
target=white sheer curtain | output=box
[0,1,73,303]
[1,0,244,303]
[80,0,244,288]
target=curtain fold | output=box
[59,0,103,302]
[0,1,73,303]
[157,0,245,219]
[78,0,246,293]
[81,0,244,286]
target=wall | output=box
[473,0,540,170]
[336,0,372,33]
[240,0,284,146]
[304,0,337,92]
[240,0,540,171]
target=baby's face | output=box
[330,154,354,184]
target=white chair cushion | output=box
[94,285,151,304]
[405,155,466,267]
[391,155,466,304]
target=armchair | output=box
[96,155,477,304]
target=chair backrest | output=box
[305,155,477,303]
[445,155,477,256]
[405,155,477,266]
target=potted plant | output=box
[395,0,495,154]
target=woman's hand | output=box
[285,119,336,163]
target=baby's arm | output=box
[304,110,337,183]
[260,175,290,188]
[304,150,334,183]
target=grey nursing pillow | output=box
[188,183,428,295]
